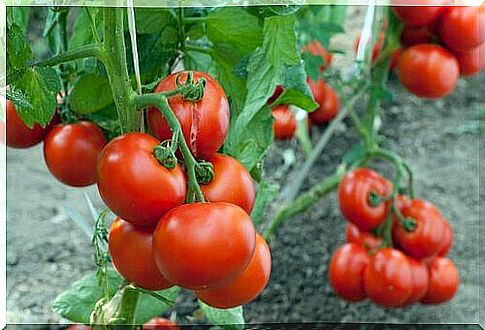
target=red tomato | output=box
[401,26,435,47]
[43,121,106,187]
[453,43,485,76]
[302,40,333,71]
[268,85,284,104]
[364,248,413,307]
[308,79,340,125]
[438,220,453,257]
[201,153,255,214]
[97,133,186,227]
[272,105,296,140]
[346,223,383,251]
[329,243,370,302]
[143,317,180,330]
[354,32,385,62]
[392,0,446,27]
[403,257,429,305]
[109,218,172,291]
[147,71,230,160]
[6,100,58,149]
[421,257,459,304]
[439,6,485,51]
[153,202,256,290]
[67,325,91,330]
[338,168,393,231]
[196,233,271,308]
[397,44,459,99]
[392,199,447,259]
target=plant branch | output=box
[31,44,102,67]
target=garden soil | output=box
[6,6,483,329]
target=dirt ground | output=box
[5,6,483,329]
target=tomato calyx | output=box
[195,160,215,185]
[153,139,178,169]
[175,71,207,102]
[368,191,385,207]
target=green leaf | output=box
[199,300,244,330]
[70,74,114,114]
[7,7,30,32]
[134,286,180,325]
[262,15,300,67]
[207,7,263,57]
[70,9,96,50]
[6,24,33,80]
[302,52,324,82]
[12,67,60,128]
[343,143,366,165]
[85,104,121,141]
[133,8,177,34]
[42,8,59,38]
[251,179,280,226]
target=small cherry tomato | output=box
[392,199,447,259]
[268,85,284,104]
[439,6,485,52]
[272,105,296,140]
[196,233,271,308]
[308,79,340,125]
[392,0,446,27]
[143,317,180,330]
[109,218,172,291]
[44,121,106,187]
[346,223,383,251]
[421,257,459,304]
[453,43,485,77]
[403,257,429,305]
[97,133,187,227]
[364,248,413,307]
[401,26,435,47]
[201,153,256,214]
[302,40,333,71]
[397,44,459,99]
[338,168,393,231]
[147,71,230,160]
[153,202,256,290]
[329,243,370,302]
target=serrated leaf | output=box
[262,15,300,67]
[199,300,244,330]
[251,179,280,226]
[6,24,33,79]
[70,74,113,114]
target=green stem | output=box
[31,44,102,67]
[264,165,347,240]
[402,160,415,198]
[182,16,207,24]
[85,7,101,45]
[112,287,139,327]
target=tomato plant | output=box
[392,0,446,27]
[308,79,340,125]
[421,257,460,304]
[439,6,485,51]
[272,105,297,140]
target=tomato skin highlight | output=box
[308,79,340,125]
[421,257,459,304]
[439,6,485,52]
[272,105,296,140]
[453,43,485,77]
[346,223,383,251]
[153,202,256,290]
[392,0,446,27]
[43,121,106,187]
[338,168,393,231]
[397,44,459,99]
[364,248,413,308]
[96,133,187,227]
[329,243,370,302]
[403,257,429,305]
[201,153,256,214]
[196,233,271,308]
[147,71,230,160]
[392,199,447,259]
[109,218,172,291]
[143,317,180,330]
[302,40,333,71]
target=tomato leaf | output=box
[251,179,280,226]
[70,8,97,50]
[198,300,244,330]
[134,287,180,325]
[70,74,114,114]
[343,143,366,166]
[6,23,33,80]
[133,8,177,34]
[262,16,300,67]
[7,7,30,32]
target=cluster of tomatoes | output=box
[272,41,341,140]
[394,4,484,99]
[67,316,179,330]
[7,71,272,310]
[329,168,459,308]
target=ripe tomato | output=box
[392,199,447,259]
[392,0,446,27]
[397,44,459,99]
[364,248,413,307]
[67,325,91,330]
[453,43,485,77]
[354,32,385,62]
[338,168,393,231]
[401,26,435,47]
[268,85,284,104]
[196,233,271,308]
[329,243,370,302]
[272,105,296,140]
[97,133,186,227]
[439,6,485,51]
[153,202,256,290]
[346,223,383,251]
[421,257,459,304]
[109,218,172,291]
[201,153,256,214]
[302,40,333,71]
[43,121,106,187]
[147,71,230,160]
[438,220,453,257]
[308,79,340,125]
[403,257,429,305]
[143,317,180,330]
[6,100,58,148]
